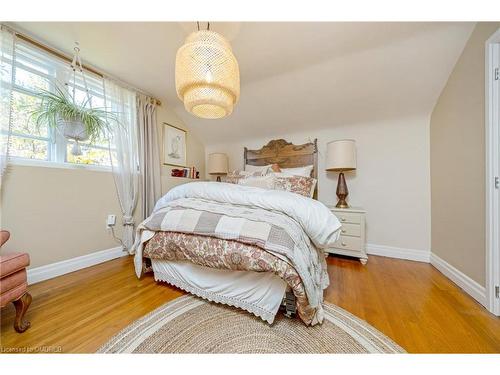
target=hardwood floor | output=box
[1,255,499,353]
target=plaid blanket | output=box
[146,207,296,259]
[135,197,328,313]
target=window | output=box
[2,37,113,167]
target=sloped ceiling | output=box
[12,22,474,144]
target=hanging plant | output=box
[29,43,120,156]
[29,84,117,155]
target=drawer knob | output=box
[341,229,346,233]
[341,242,347,246]
[341,217,346,222]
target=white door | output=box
[486,34,500,316]
[496,43,500,315]
[486,38,500,315]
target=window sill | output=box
[9,158,112,173]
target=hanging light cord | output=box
[196,21,210,31]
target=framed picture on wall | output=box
[163,123,187,167]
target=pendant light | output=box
[175,22,240,119]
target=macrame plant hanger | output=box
[63,42,93,156]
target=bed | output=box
[133,139,342,325]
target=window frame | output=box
[8,69,55,162]
[6,39,114,171]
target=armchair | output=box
[0,230,32,332]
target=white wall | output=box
[206,115,431,253]
[157,106,206,194]
[1,164,129,269]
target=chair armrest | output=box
[0,230,10,247]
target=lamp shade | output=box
[175,30,240,119]
[325,140,357,171]
[208,153,228,175]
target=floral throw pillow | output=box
[222,170,263,184]
[273,175,317,198]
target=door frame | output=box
[485,28,500,316]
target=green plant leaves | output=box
[28,83,119,144]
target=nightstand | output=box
[327,207,368,265]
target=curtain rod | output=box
[2,25,162,107]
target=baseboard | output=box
[27,246,128,285]
[365,245,487,307]
[366,244,430,262]
[430,253,487,307]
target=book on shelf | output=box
[171,166,199,179]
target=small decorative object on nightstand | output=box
[208,153,228,182]
[325,139,356,208]
[327,206,368,264]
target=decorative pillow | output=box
[237,175,276,190]
[222,170,263,184]
[280,165,314,177]
[244,164,273,174]
[273,174,317,198]
[244,164,270,173]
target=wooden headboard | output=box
[244,139,318,198]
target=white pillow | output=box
[244,164,273,174]
[280,165,314,177]
[237,175,276,190]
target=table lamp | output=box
[325,140,357,208]
[208,153,228,182]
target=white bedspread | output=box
[153,181,341,249]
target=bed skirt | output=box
[151,259,287,324]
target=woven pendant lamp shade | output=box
[175,30,240,119]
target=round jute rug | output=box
[98,296,405,353]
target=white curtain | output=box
[104,78,139,253]
[137,94,161,220]
[0,26,15,187]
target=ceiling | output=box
[12,22,474,144]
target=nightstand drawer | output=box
[339,223,361,237]
[328,207,367,264]
[335,212,362,224]
[333,235,363,251]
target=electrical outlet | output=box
[106,214,116,228]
